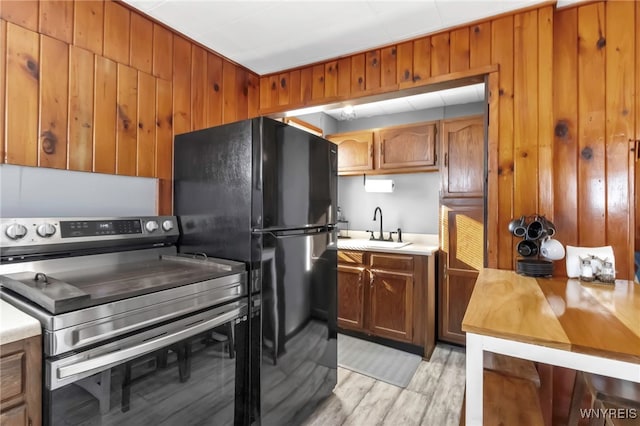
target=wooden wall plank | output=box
[235,67,248,120]
[431,32,450,77]
[137,71,155,177]
[577,3,606,247]
[351,54,366,95]
[74,0,103,55]
[397,41,413,84]
[222,61,237,123]
[513,10,539,224]
[537,7,554,219]
[300,67,313,103]
[116,64,137,176]
[190,45,207,130]
[288,69,301,106]
[206,53,223,127]
[68,45,94,172]
[93,56,117,174]
[39,0,72,43]
[130,12,153,74]
[381,46,397,88]
[337,57,351,98]
[325,61,338,98]
[413,37,430,83]
[365,49,381,91]
[450,27,470,73]
[247,73,259,118]
[491,16,515,270]
[5,23,39,167]
[38,35,68,169]
[487,72,499,268]
[605,0,634,278]
[278,72,290,106]
[0,1,38,32]
[636,0,640,253]
[155,78,172,179]
[104,1,130,65]
[172,35,191,135]
[152,23,172,80]
[552,7,578,266]
[259,76,271,111]
[469,22,491,68]
[0,19,6,162]
[267,75,278,110]
[312,64,325,100]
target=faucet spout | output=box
[373,207,383,240]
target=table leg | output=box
[466,333,483,425]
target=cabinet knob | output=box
[369,272,375,288]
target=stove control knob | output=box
[162,220,174,232]
[145,220,159,233]
[36,223,56,238]
[6,224,28,240]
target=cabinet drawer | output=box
[369,253,414,271]
[0,352,24,404]
[338,250,365,265]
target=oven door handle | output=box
[56,306,242,380]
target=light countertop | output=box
[0,299,41,346]
[337,231,439,256]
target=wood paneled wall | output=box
[258,2,636,279]
[0,0,259,214]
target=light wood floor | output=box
[303,343,466,426]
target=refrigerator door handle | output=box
[253,224,332,233]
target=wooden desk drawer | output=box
[369,253,414,271]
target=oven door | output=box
[45,301,249,426]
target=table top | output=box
[462,269,640,364]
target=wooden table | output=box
[462,269,640,425]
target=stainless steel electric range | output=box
[0,216,251,426]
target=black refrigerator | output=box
[174,117,338,426]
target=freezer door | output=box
[260,119,337,229]
[174,120,253,262]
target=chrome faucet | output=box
[373,207,383,240]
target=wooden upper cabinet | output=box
[326,130,374,172]
[441,116,485,198]
[379,122,437,169]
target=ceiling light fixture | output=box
[340,105,357,121]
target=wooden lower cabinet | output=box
[0,335,42,426]
[438,198,484,345]
[369,268,413,342]
[337,264,365,331]
[337,250,435,358]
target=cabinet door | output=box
[379,122,436,169]
[368,269,413,342]
[326,131,374,172]
[441,116,484,198]
[439,200,484,345]
[337,264,366,331]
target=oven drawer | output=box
[45,300,250,425]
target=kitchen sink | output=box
[365,241,412,249]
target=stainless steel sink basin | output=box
[365,241,412,249]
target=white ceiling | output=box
[323,83,485,120]
[122,0,583,76]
